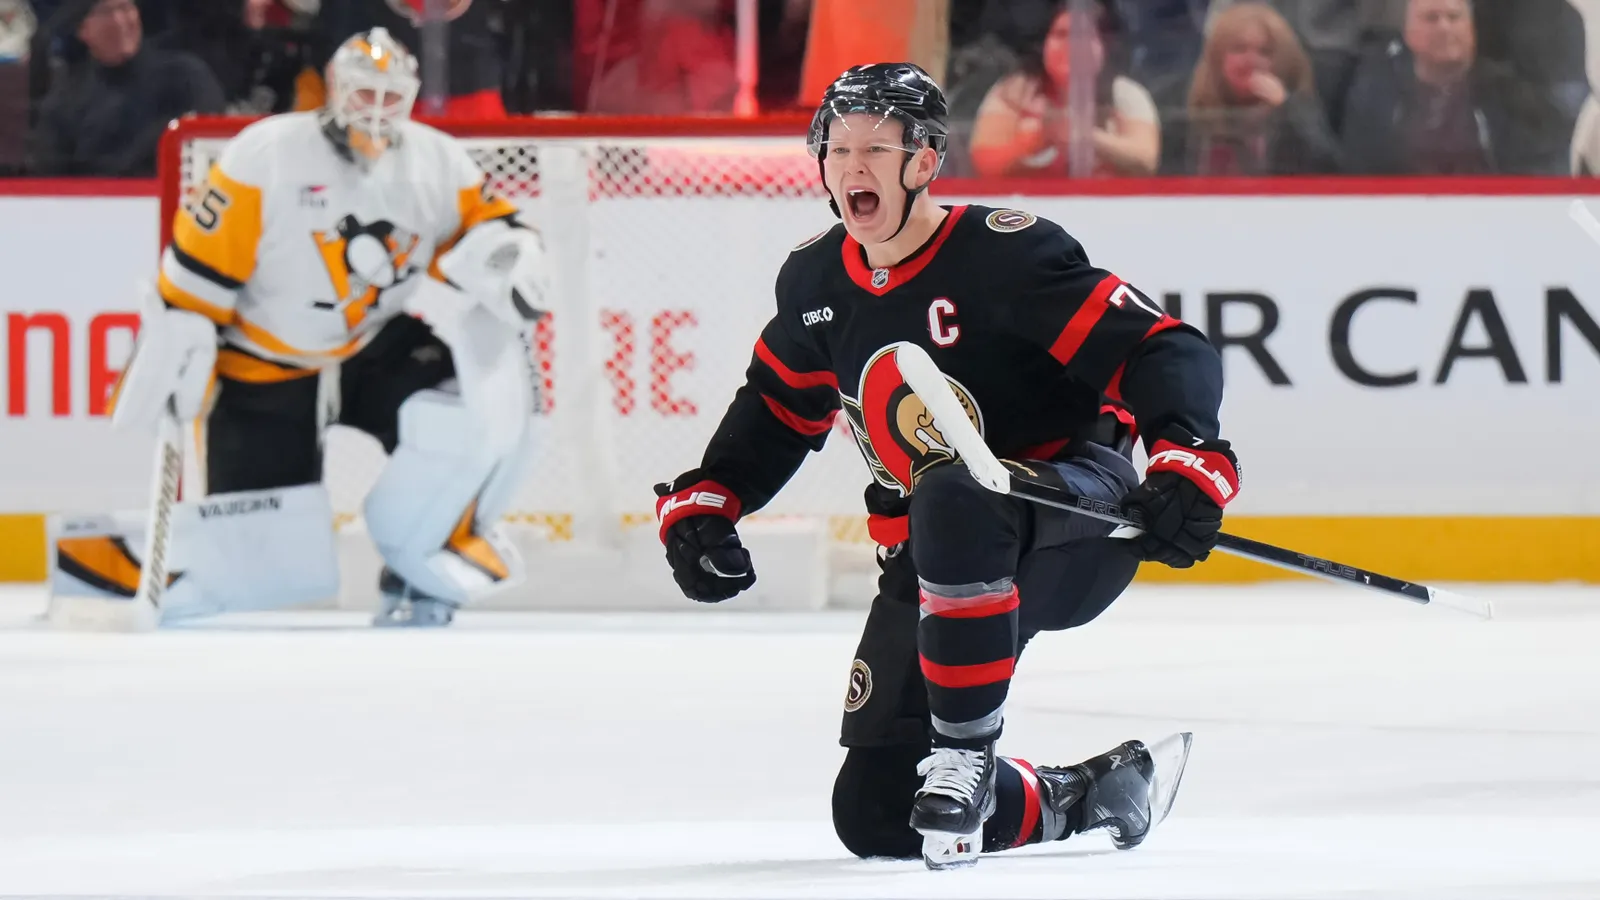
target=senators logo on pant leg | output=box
[840,345,984,497]
[844,659,873,712]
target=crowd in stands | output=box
[0,0,1591,179]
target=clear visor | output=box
[806,97,924,158]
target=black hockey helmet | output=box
[807,63,950,237]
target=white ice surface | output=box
[3,582,1600,899]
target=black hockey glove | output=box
[1119,425,1241,569]
[654,473,756,603]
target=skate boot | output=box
[1034,732,1193,850]
[909,744,998,870]
[372,567,458,628]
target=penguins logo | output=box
[312,215,421,331]
[840,345,984,496]
[844,659,872,712]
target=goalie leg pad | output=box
[362,385,532,606]
[49,484,340,623]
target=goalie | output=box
[50,28,545,627]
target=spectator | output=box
[0,0,34,60]
[967,1,1160,177]
[306,0,506,118]
[589,0,736,114]
[148,0,314,114]
[0,0,33,174]
[1340,0,1570,174]
[1205,0,1365,131]
[1175,1,1341,175]
[28,0,223,176]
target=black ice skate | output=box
[372,567,458,628]
[1035,732,1193,849]
[909,745,997,870]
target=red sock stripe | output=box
[1007,758,1042,848]
[919,655,1015,688]
[918,587,1020,619]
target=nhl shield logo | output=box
[871,268,890,289]
[844,659,873,712]
[986,209,1037,233]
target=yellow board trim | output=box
[1130,516,1600,584]
[3,515,1597,584]
[0,515,47,581]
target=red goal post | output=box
[156,114,882,562]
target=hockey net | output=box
[160,116,877,608]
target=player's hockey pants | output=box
[832,441,1141,859]
[204,316,455,493]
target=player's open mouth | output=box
[846,189,880,221]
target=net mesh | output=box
[174,127,874,543]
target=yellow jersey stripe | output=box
[158,269,234,325]
[171,163,263,286]
[232,315,365,361]
[161,247,238,312]
[215,348,318,383]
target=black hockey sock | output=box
[982,756,1083,852]
[917,579,1019,750]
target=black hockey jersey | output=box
[695,204,1224,545]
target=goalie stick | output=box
[891,342,1493,620]
[131,397,183,626]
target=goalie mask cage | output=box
[159,115,878,611]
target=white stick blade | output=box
[891,342,1011,494]
[1570,199,1600,248]
[1426,587,1494,620]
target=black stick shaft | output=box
[1003,469,1439,608]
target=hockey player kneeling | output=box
[655,64,1234,868]
[49,28,545,628]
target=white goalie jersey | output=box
[157,110,525,378]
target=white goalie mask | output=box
[322,27,420,164]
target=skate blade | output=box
[919,829,981,870]
[1146,731,1194,832]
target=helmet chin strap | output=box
[888,152,926,243]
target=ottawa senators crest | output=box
[840,345,984,496]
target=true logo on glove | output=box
[657,490,729,520]
[1147,448,1236,502]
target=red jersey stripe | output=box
[1142,315,1184,341]
[1048,274,1124,366]
[761,394,835,435]
[919,656,1016,689]
[754,338,839,391]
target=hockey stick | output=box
[131,397,184,624]
[891,342,1492,620]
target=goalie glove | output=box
[108,283,217,431]
[654,472,756,603]
[428,218,549,330]
[1119,425,1240,569]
